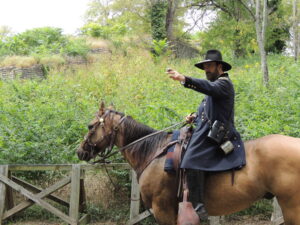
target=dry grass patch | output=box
[87,38,111,50]
[0,56,37,68]
[84,170,117,208]
[40,170,119,209]
[39,55,65,68]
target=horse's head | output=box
[77,101,125,161]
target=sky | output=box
[0,0,88,35]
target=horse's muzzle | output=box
[77,147,92,161]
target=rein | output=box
[90,110,186,164]
[117,120,186,152]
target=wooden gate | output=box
[0,163,151,225]
[0,164,88,225]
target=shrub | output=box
[1,27,67,56]
[61,38,90,57]
[80,22,127,39]
[151,39,168,57]
[0,27,92,58]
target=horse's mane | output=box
[123,116,169,162]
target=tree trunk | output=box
[255,0,269,85]
[293,0,299,62]
[166,0,179,42]
[149,0,167,41]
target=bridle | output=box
[84,109,126,162]
[84,109,186,164]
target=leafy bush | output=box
[0,27,67,56]
[151,38,168,58]
[61,38,90,57]
[80,22,127,39]
[0,27,92,58]
[0,39,11,56]
[80,23,105,38]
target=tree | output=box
[0,26,12,41]
[254,0,269,85]
[185,0,258,56]
[149,0,168,41]
[166,0,180,41]
[84,0,113,26]
[293,0,299,61]
[186,0,283,84]
[84,0,150,37]
[186,0,289,55]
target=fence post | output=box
[271,198,284,225]
[5,170,14,211]
[0,165,8,225]
[129,170,140,221]
[69,164,81,225]
[79,169,86,213]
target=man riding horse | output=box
[167,49,246,219]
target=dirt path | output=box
[7,217,272,225]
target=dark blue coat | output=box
[180,74,246,171]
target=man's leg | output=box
[186,169,208,220]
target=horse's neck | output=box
[118,118,170,173]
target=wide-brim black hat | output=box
[195,49,232,71]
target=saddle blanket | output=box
[164,130,180,172]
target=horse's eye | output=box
[88,124,93,130]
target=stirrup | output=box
[194,203,208,221]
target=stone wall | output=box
[0,64,45,80]
[172,40,200,58]
[0,47,112,80]
[90,48,111,54]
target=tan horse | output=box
[77,103,300,225]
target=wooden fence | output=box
[0,164,284,225]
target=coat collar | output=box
[211,73,229,82]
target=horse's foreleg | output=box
[152,199,177,225]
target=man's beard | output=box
[206,71,219,81]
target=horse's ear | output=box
[107,102,115,110]
[99,101,105,115]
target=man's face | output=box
[203,62,220,81]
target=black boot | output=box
[186,169,208,220]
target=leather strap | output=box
[136,140,179,180]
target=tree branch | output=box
[182,3,212,9]
[236,0,256,20]
[205,0,236,19]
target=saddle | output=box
[164,126,193,173]
[135,125,193,181]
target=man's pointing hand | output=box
[166,68,186,83]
